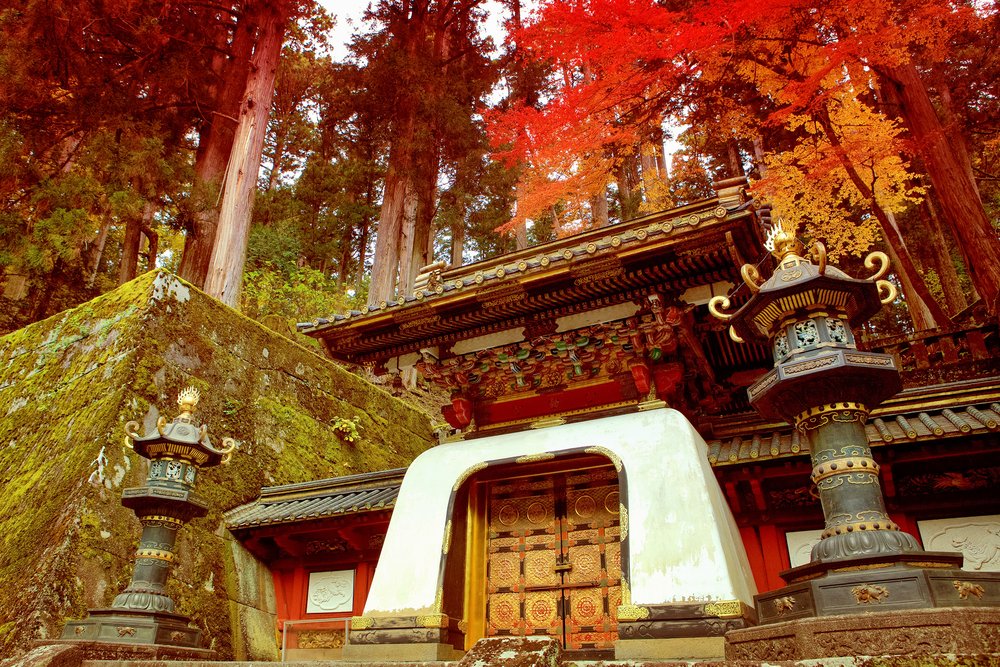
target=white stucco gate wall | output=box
[362,408,756,617]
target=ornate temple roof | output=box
[301,179,762,364]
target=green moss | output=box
[0,270,435,659]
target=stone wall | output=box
[0,271,436,659]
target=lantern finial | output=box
[177,386,200,416]
[770,226,804,262]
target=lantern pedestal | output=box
[40,636,213,662]
[57,388,234,655]
[709,231,1000,658]
[752,552,1000,625]
[60,608,206,652]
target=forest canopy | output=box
[1,0,997,336]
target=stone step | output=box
[75,656,1000,667]
[10,643,999,667]
[80,663,457,667]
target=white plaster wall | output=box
[362,409,756,616]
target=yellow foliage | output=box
[638,143,674,214]
[752,92,924,259]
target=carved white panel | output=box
[785,529,823,568]
[306,570,355,614]
[918,514,1000,572]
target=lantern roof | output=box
[125,388,236,467]
[713,230,896,342]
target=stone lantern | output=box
[61,388,234,655]
[710,230,1000,626]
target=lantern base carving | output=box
[751,551,1000,626]
[727,606,1000,661]
[811,526,922,561]
[111,588,176,613]
[59,607,204,652]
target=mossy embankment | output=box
[0,271,435,660]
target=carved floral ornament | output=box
[416,301,691,399]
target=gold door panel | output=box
[487,552,520,591]
[486,476,563,642]
[562,467,621,650]
[523,590,561,635]
[485,465,621,652]
[524,549,559,589]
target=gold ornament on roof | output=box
[770,227,805,262]
[864,251,890,281]
[863,250,897,304]
[177,387,200,416]
[740,264,762,293]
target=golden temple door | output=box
[485,466,621,653]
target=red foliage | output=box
[487,0,980,226]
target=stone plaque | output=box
[306,570,355,614]
[917,514,1000,571]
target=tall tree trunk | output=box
[399,141,440,295]
[204,2,288,307]
[879,62,1000,317]
[86,219,112,288]
[928,69,977,189]
[590,189,609,228]
[369,167,409,304]
[337,222,353,288]
[177,7,256,287]
[615,148,641,220]
[355,183,374,292]
[817,107,947,330]
[451,209,466,268]
[118,215,142,285]
[881,210,945,331]
[266,127,287,191]
[921,194,969,314]
[752,137,768,178]
[30,261,60,321]
[367,4,423,306]
[514,220,529,250]
[726,139,745,178]
[142,224,158,272]
[396,173,423,298]
[640,144,658,183]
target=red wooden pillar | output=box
[739,526,769,593]
[757,524,791,592]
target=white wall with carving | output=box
[306,570,355,614]
[784,528,823,568]
[917,514,1000,572]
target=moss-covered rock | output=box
[0,271,435,660]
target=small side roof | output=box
[224,468,405,530]
[707,399,1000,466]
